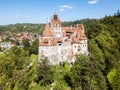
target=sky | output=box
[0,0,120,25]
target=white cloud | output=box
[60,5,74,9]
[25,16,30,18]
[88,0,99,4]
[59,8,65,11]
[15,15,21,18]
[59,5,74,12]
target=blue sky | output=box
[0,0,119,25]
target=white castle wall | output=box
[39,39,88,64]
[39,44,72,64]
[79,40,88,55]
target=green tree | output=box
[112,67,120,90]
[65,54,107,90]
[0,46,30,90]
[23,38,30,50]
[36,58,54,86]
[13,60,38,90]
[29,39,39,55]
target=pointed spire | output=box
[54,11,58,15]
[54,11,58,20]
[43,21,52,37]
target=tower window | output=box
[54,15,58,20]
[58,43,62,46]
[78,49,81,51]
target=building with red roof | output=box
[39,12,88,64]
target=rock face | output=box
[38,12,88,64]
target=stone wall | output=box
[39,45,72,64]
[39,40,88,64]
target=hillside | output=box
[0,23,45,35]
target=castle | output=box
[39,12,88,64]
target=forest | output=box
[0,11,120,90]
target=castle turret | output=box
[40,21,53,46]
[54,12,58,20]
[51,12,62,38]
[43,21,52,37]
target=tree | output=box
[86,22,106,39]
[13,60,38,90]
[65,54,107,90]
[36,58,54,86]
[112,67,120,90]
[29,39,39,55]
[0,46,30,90]
[23,38,30,51]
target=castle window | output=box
[78,49,81,52]
[54,15,58,20]
[58,43,62,46]
[68,35,70,39]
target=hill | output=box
[0,23,45,35]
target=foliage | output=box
[0,46,30,90]
[36,58,54,86]
[112,66,120,90]
[107,69,116,84]
[29,39,39,55]
[23,38,30,50]
[65,55,107,90]
[53,62,71,90]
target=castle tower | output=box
[50,12,62,38]
[40,21,55,46]
[43,21,52,37]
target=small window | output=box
[59,43,62,46]
[78,49,81,51]
[68,35,70,39]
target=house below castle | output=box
[39,12,88,64]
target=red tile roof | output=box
[40,38,57,46]
[39,13,87,46]
[51,18,61,27]
[43,21,52,37]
